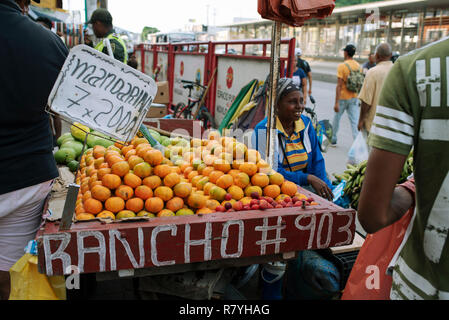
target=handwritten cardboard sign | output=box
[48,45,157,142]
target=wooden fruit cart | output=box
[37,187,356,280]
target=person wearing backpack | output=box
[331,44,363,146]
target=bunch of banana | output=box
[333,151,413,209]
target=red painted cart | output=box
[36,187,356,278]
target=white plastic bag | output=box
[347,131,369,165]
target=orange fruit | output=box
[232,160,243,170]
[76,213,95,221]
[280,181,298,197]
[213,159,231,173]
[207,130,220,141]
[115,185,134,201]
[111,161,130,177]
[143,175,162,189]
[132,137,149,147]
[208,170,224,184]
[233,172,250,189]
[166,197,184,212]
[163,172,181,188]
[135,143,152,157]
[145,197,164,213]
[154,186,173,201]
[123,172,142,188]
[107,154,125,167]
[154,164,171,178]
[246,149,261,163]
[251,173,270,188]
[216,174,233,189]
[179,162,191,173]
[126,197,144,213]
[196,207,214,214]
[93,157,105,169]
[191,174,204,187]
[187,170,199,182]
[203,182,215,195]
[84,198,103,215]
[227,185,244,200]
[157,209,175,217]
[205,199,220,210]
[209,186,227,201]
[183,166,194,178]
[133,162,152,178]
[97,167,112,180]
[244,185,263,197]
[82,190,92,202]
[187,193,207,209]
[105,197,125,213]
[203,154,216,166]
[268,172,284,186]
[97,210,115,220]
[196,176,209,190]
[144,149,164,166]
[239,162,258,176]
[93,145,106,159]
[127,155,144,169]
[257,160,272,174]
[101,174,122,190]
[121,145,135,157]
[173,182,192,198]
[227,169,240,179]
[263,185,281,199]
[201,166,214,177]
[134,185,153,200]
[75,204,85,214]
[91,185,111,202]
[276,194,291,202]
[240,197,252,205]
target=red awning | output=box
[258,0,336,26]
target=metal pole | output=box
[266,21,282,169]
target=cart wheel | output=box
[199,110,216,129]
[173,102,186,118]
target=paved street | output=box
[307,80,356,179]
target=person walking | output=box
[87,8,128,64]
[358,36,449,299]
[362,53,376,74]
[0,0,68,299]
[295,48,312,98]
[331,44,362,146]
[357,43,393,134]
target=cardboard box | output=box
[153,81,169,104]
[146,103,167,118]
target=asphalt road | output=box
[307,80,356,179]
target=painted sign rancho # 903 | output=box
[37,197,355,276]
[48,45,157,142]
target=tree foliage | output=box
[141,26,160,42]
[335,0,384,8]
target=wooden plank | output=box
[331,232,365,255]
[37,201,356,276]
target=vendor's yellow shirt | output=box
[337,59,361,100]
[276,117,308,172]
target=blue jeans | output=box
[331,98,360,143]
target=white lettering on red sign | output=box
[43,233,71,276]
[220,220,244,259]
[255,217,287,255]
[184,222,212,263]
[151,224,177,266]
[109,228,145,271]
[77,231,106,273]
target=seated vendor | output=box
[251,78,333,201]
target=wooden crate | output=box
[37,188,356,277]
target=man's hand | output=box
[307,175,333,201]
[308,89,312,96]
[357,118,365,131]
[334,102,339,113]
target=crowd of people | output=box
[0,0,447,301]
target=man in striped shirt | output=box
[358,37,449,299]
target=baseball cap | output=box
[343,44,356,56]
[88,8,112,24]
[295,48,302,56]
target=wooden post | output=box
[266,21,282,169]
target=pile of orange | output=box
[74,131,313,221]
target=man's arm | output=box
[307,72,312,95]
[358,100,371,131]
[302,77,308,103]
[334,78,343,112]
[357,147,408,233]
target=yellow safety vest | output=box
[95,33,128,64]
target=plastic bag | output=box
[341,178,415,300]
[9,253,66,300]
[347,131,369,165]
